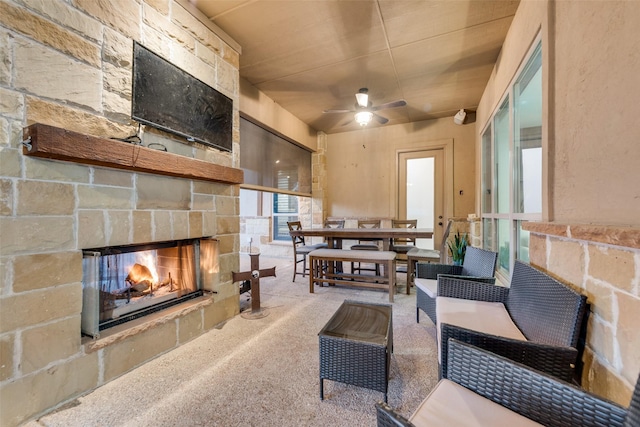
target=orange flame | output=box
[125,251,159,286]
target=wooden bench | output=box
[308,249,397,302]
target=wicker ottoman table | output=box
[318,300,393,402]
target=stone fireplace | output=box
[0,117,244,426]
[0,121,244,427]
[0,1,244,425]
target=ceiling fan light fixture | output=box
[355,89,369,108]
[355,111,373,126]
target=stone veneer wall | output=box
[239,216,271,253]
[467,217,481,248]
[0,1,241,425]
[523,222,640,406]
[312,132,327,231]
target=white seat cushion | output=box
[415,278,437,298]
[409,379,543,427]
[436,297,526,363]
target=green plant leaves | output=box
[447,230,469,263]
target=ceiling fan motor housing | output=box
[355,88,369,108]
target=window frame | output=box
[272,193,299,241]
[481,38,543,281]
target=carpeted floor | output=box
[28,256,438,426]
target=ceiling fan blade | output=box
[323,108,354,114]
[340,117,354,126]
[373,113,389,125]
[371,99,407,111]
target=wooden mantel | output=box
[22,123,244,185]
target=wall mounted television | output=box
[132,42,233,152]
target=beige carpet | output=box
[28,256,438,426]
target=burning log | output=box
[126,263,154,283]
[114,263,155,301]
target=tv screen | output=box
[132,42,233,152]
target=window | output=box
[239,117,313,242]
[273,178,298,242]
[239,117,311,195]
[481,41,542,278]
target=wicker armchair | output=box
[415,246,497,323]
[376,339,639,427]
[437,260,587,382]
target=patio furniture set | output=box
[288,220,434,302]
[304,223,639,426]
[381,245,638,426]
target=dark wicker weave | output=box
[438,261,588,382]
[437,274,508,301]
[415,246,497,323]
[414,273,498,324]
[375,401,414,427]
[415,282,436,324]
[376,339,639,427]
[446,340,632,427]
[626,378,640,427]
[319,301,393,402]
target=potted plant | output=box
[447,230,469,265]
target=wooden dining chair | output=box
[405,219,454,293]
[413,219,453,264]
[323,219,345,248]
[287,221,327,282]
[324,219,345,228]
[390,219,417,271]
[350,219,381,275]
[323,219,345,273]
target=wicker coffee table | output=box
[318,300,393,402]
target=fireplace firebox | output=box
[81,237,217,338]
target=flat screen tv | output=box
[132,42,233,152]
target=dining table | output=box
[288,227,434,251]
[290,227,434,296]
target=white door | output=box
[398,149,445,249]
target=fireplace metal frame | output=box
[81,237,215,338]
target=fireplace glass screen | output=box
[82,238,213,337]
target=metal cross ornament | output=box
[232,252,276,319]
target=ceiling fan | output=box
[323,88,407,126]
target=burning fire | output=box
[124,251,177,295]
[125,251,159,292]
[138,252,159,284]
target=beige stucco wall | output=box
[478,0,640,225]
[477,0,640,405]
[325,117,476,221]
[552,1,640,225]
[475,0,546,131]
